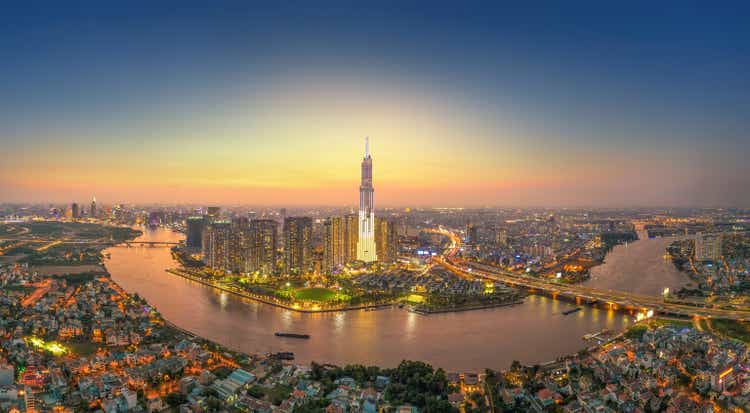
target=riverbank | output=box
[165,268,393,313]
[410,299,525,315]
[105,225,635,371]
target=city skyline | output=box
[3,4,750,412]
[1,2,749,207]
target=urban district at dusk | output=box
[2,2,750,413]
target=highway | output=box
[429,228,750,320]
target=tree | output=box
[293,398,329,413]
[384,361,458,412]
[206,396,222,412]
[165,392,187,407]
[247,384,265,399]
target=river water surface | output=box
[104,228,689,371]
[585,236,693,295]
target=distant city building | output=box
[233,216,249,229]
[375,217,399,263]
[248,219,278,275]
[24,386,35,412]
[466,223,479,245]
[233,226,252,273]
[695,232,722,262]
[284,217,313,274]
[148,211,163,227]
[71,202,79,219]
[494,227,508,247]
[206,207,221,219]
[278,208,288,250]
[357,137,377,262]
[202,221,232,272]
[186,216,205,249]
[90,196,97,218]
[111,204,123,220]
[324,216,346,273]
[199,218,277,275]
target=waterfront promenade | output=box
[165,268,392,313]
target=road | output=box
[430,228,750,320]
[21,279,53,307]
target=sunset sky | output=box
[1,2,748,207]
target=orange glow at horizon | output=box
[0,77,711,207]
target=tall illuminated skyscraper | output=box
[357,137,377,262]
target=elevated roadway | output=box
[430,228,750,320]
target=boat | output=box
[562,307,582,315]
[583,329,612,341]
[274,332,310,339]
[269,352,295,360]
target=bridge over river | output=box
[121,241,179,247]
[436,256,750,320]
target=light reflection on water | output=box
[219,292,228,309]
[405,311,417,337]
[105,227,683,371]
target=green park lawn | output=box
[294,287,338,302]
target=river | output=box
[585,236,694,296]
[102,227,686,372]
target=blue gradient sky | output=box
[1,2,748,207]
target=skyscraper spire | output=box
[357,136,376,262]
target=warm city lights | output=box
[1,2,749,413]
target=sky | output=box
[1,1,748,207]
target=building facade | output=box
[344,214,359,262]
[695,232,722,263]
[202,221,233,272]
[90,196,97,218]
[375,217,399,263]
[249,219,278,275]
[284,217,313,274]
[186,216,205,249]
[324,216,346,273]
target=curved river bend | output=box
[104,228,689,371]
